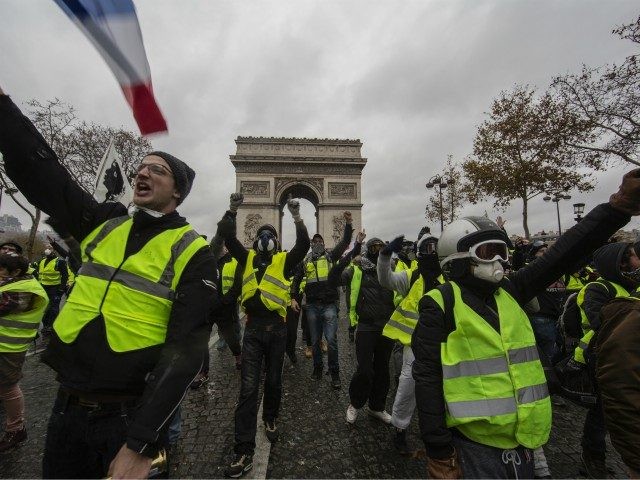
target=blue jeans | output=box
[529,315,558,363]
[306,303,339,373]
[234,323,287,455]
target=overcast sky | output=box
[1,0,639,248]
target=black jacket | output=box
[0,95,217,457]
[303,222,352,304]
[223,211,310,324]
[411,203,630,458]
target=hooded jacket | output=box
[580,242,635,331]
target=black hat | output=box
[312,233,324,242]
[147,151,195,205]
[257,224,278,238]
[0,241,23,255]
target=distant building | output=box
[0,214,22,233]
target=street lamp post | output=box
[573,202,585,223]
[426,175,449,232]
[543,191,572,235]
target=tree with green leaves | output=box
[463,85,603,239]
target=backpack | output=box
[554,280,617,408]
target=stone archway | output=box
[230,136,367,247]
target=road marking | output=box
[251,398,271,479]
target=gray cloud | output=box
[1,0,639,250]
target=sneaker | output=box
[0,427,27,452]
[346,404,358,424]
[304,346,312,358]
[264,420,279,443]
[224,453,253,478]
[368,408,392,424]
[321,339,328,353]
[190,373,208,390]
[393,428,411,455]
[580,450,608,479]
[330,371,341,389]
[311,365,323,380]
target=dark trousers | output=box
[300,308,312,347]
[348,329,394,411]
[453,433,535,479]
[234,323,287,455]
[42,388,140,479]
[285,307,300,359]
[42,285,62,331]
[582,347,607,456]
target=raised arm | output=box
[283,197,310,277]
[378,235,411,295]
[0,91,124,241]
[215,193,249,267]
[328,211,353,262]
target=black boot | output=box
[580,450,608,479]
[311,365,323,380]
[393,428,411,455]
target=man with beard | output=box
[412,170,640,478]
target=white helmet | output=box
[439,216,510,271]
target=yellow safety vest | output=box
[573,279,628,364]
[241,250,291,318]
[221,258,239,295]
[383,272,444,345]
[54,216,208,353]
[565,273,585,292]
[304,255,331,286]
[67,265,75,287]
[0,278,49,353]
[38,258,62,286]
[427,282,551,450]
[348,265,362,327]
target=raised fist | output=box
[287,195,301,218]
[343,211,352,224]
[229,193,244,213]
[382,235,405,255]
[610,168,640,216]
[356,229,367,244]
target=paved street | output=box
[0,296,630,479]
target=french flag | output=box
[53,0,168,135]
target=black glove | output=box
[216,213,236,239]
[382,235,404,255]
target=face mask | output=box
[44,249,52,256]
[472,260,504,283]
[418,255,441,274]
[622,267,640,285]
[312,243,324,255]
[257,232,276,253]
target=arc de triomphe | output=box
[230,136,367,247]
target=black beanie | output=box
[147,151,195,205]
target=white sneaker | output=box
[368,408,391,424]
[346,404,358,424]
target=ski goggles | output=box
[469,240,510,263]
[417,239,438,257]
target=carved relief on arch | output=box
[244,213,262,246]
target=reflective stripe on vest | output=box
[221,258,238,295]
[348,265,362,327]
[240,250,291,318]
[0,278,49,353]
[383,273,444,345]
[574,279,628,364]
[54,217,207,353]
[427,281,551,450]
[304,256,331,284]
[38,258,62,285]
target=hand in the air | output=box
[343,211,352,224]
[382,235,404,255]
[229,193,244,213]
[287,194,301,218]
